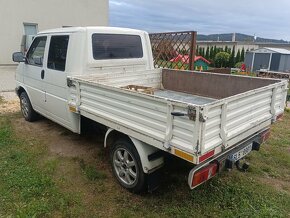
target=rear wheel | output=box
[110,139,146,193]
[20,92,38,122]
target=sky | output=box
[110,0,290,41]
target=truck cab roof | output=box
[38,26,147,35]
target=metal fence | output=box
[149,31,197,70]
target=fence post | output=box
[189,31,197,71]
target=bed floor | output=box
[154,89,216,105]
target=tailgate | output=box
[199,80,288,156]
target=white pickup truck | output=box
[13,27,288,193]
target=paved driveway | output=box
[0,66,16,92]
[0,66,17,100]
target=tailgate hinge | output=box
[67,78,75,87]
[188,106,206,122]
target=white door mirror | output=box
[12,52,26,62]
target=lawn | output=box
[0,99,290,217]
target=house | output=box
[170,54,211,71]
[0,0,108,65]
[245,47,290,72]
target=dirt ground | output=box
[0,95,104,160]
[0,92,19,115]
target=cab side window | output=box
[47,35,69,71]
[26,36,47,66]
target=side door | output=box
[23,36,48,115]
[43,35,73,130]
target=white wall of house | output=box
[0,0,109,65]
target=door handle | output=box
[41,70,45,79]
[171,112,187,116]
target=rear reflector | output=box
[189,163,218,189]
[174,149,194,162]
[198,150,215,163]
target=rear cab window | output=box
[92,34,143,60]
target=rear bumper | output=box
[188,128,270,189]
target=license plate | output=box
[227,144,252,162]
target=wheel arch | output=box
[104,128,164,174]
[16,86,29,98]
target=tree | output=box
[215,52,230,68]
[229,46,235,67]
[213,46,217,56]
[236,49,241,63]
[198,47,203,56]
[201,48,205,57]
[225,45,228,53]
[210,46,214,59]
[205,47,210,60]
[241,47,245,62]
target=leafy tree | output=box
[210,46,214,59]
[198,47,203,56]
[224,46,228,53]
[241,47,245,62]
[236,49,241,63]
[215,52,230,68]
[205,47,210,59]
[229,46,235,67]
[201,48,205,57]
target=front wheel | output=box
[19,92,38,122]
[110,139,146,193]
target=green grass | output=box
[0,115,83,217]
[0,108,290,217]
[79,159,107,181]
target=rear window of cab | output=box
[92,34,143,60]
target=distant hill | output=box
[197,33,289,43]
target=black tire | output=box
[19,92,38,122]
[110,139,146,193]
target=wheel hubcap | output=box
[20,97,29,118]
[113,148,137,186]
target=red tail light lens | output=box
[191,163,218,189]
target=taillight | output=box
[189,163,218,189]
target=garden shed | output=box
[245,47,290,72]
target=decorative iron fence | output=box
[149,31,197,70]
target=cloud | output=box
[110,0,290,41]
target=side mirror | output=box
[12,52,26,63]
